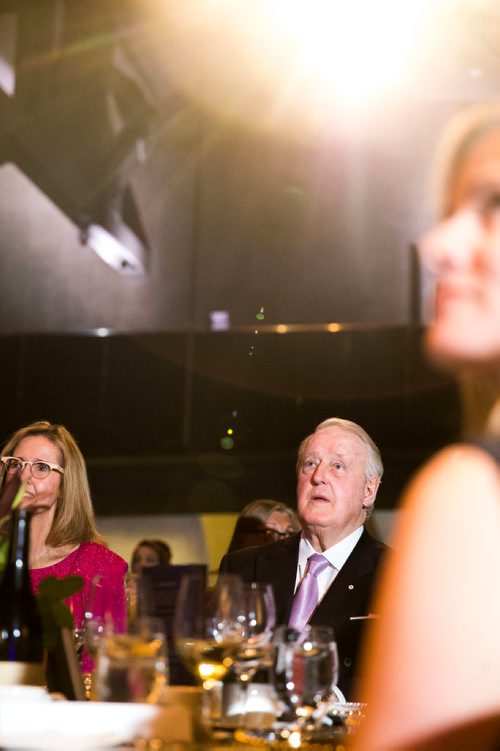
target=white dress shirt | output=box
[294,525,364,604]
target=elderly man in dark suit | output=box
[219,417,388,700]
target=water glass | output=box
[92,617,168,703]
[273,625,339,740]
[231,583,275,679]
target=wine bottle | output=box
[0,508,45,685]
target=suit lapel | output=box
[312,530,381,626]
[333,529,381,583]
[256,533,300,625]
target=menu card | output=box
[140,564,207,686]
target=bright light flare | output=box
[153,0,453,132]
[268,0,434,104]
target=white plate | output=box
[0,701,162,750]
[0,736,118,750]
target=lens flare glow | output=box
[153,0,450,130]
[268,0,433,103]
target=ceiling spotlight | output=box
[80,184,149,276]
[82,221,146,276]
[0,12,17,96]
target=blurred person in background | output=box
[353,103,500,751]
[131,538,172,573]
[226,498,300,554]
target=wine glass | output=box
[173,572,246,689]
[82,575,111,660]
[275,625,339,744]
[231,583,276,727]
[69,591,87,664]
[72,623,86,662]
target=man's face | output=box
[296,427,377,542]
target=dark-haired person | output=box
[131,538,172,573]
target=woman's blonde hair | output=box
[432,102,500,219]
[1,420,104,547]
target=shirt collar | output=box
[298,525,364,572]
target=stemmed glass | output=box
[173,572,246,689]
[68,575,116,700]
[231,583,276,726]
[274,625,339,744]
[69,594,84,659]
[83,571,135,659]
[82,575,114,661]
[89,572,168,703]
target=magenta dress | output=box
[30,542,128,672]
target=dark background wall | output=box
[0,328,460,515]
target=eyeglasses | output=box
[262,527,294,540]
[1,456,64,479]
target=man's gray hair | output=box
[297,417,384,482]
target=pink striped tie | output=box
[288,553,331,630]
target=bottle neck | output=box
[6,509,32,589]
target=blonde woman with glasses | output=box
[0,420,127,673]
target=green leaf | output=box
[38,575,84,601]
[36,575,84,650]
[38,598,74,631]
[11,481,27,511]
[0,538,7,572]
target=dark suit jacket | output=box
[219,528,388,700]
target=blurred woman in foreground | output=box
[354,104,500,750]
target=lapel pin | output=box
[348,584,354,590]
